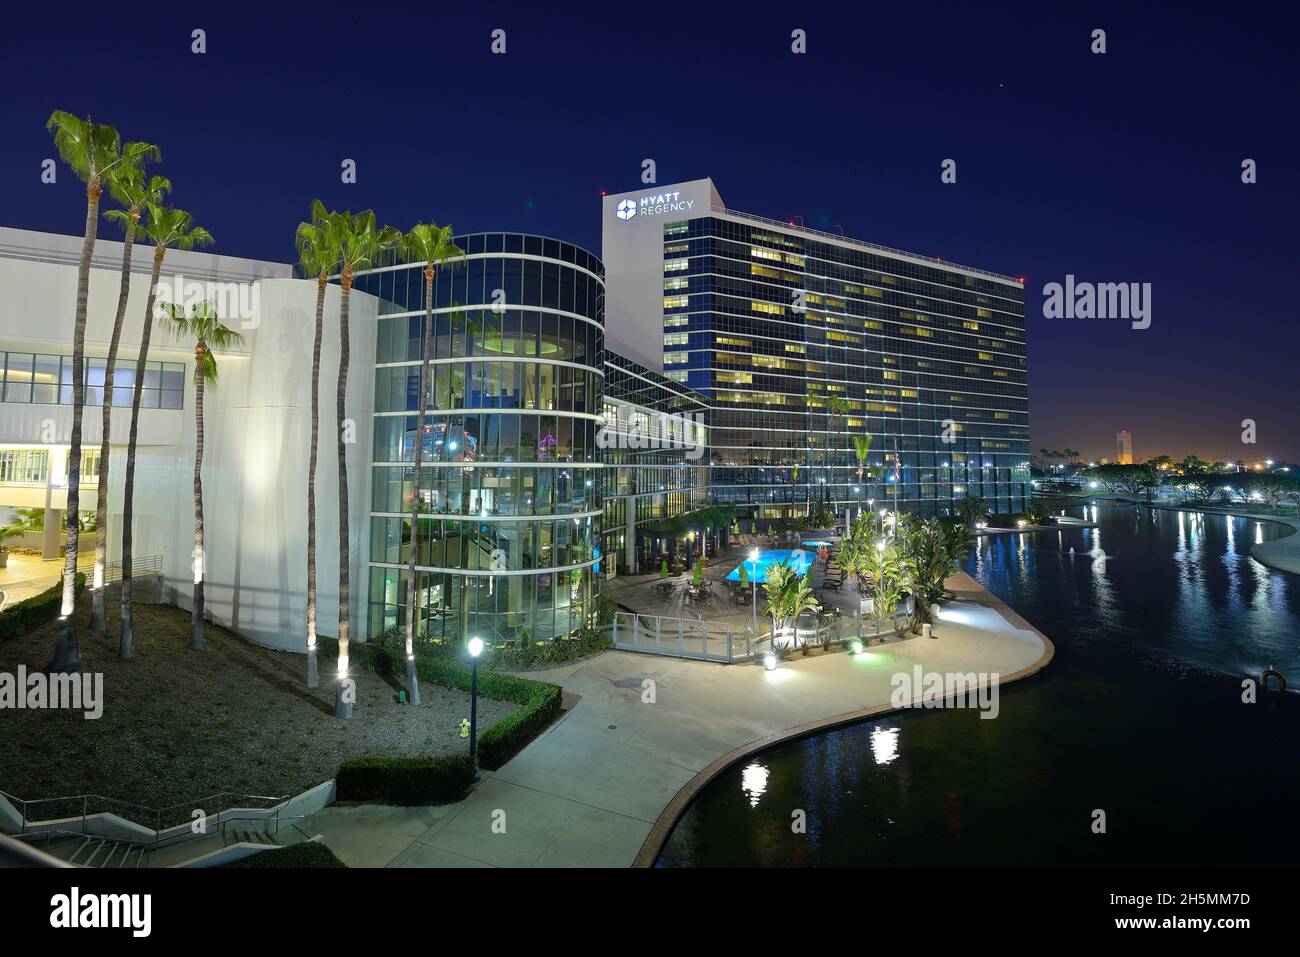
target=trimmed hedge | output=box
[314,636,563,773]
[0,573,86,642]
[219,842,347,868]
[336,752,476,803]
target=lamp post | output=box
[468,636,483,782]
[749,548,759,632]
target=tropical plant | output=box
[90,166,169,633]
[692,559,704,588]
[900,517,971,630]
[761,557,818,650]
[45,111,157,672]
[659,559,669,580]
[395,223,463,707]
[294,200,339,688]
[119,203,213,659]
[955,495,988,527]
[327,209,400,718]
[160,300,244,650]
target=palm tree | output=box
[328,209,400,719]
[160,300,244,650]
[852,433,874,515]
[45,111,157,672]
[395,223,463,707]
[826,396,851,501]
[89,167,170,633]
[294,201,340,688]
[119,204,213,658]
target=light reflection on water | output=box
[659,504,1300,867]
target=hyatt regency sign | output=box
[615,190,696,221]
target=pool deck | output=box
[299,570,1053,868]
[1142,502,1300,576]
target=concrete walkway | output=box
[1143,503,1300,576]
[300,571,1052,868]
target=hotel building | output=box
[601,178,1030,521]
[0,179,1027,651]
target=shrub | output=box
[335,752,476,803]
[314,636,563,772]
[0,573,85,642]
[219,842,347,868]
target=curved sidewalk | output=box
[302,571,1052,868]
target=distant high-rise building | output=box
[1117,429,1133,464]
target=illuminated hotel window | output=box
[750,301,784,316]
[750,247,782,262]
[978,352,994,361]
[664,316,688,327]
[663,295,689,309]
[664,258,688,272]
[664,351,689,364]
[663,332,689,346]
[663,277,688,291]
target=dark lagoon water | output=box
[656,504,1300,866]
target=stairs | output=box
[37,833,150,868]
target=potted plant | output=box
[0,524,24,569]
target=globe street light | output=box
[468,636,484,782]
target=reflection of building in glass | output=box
[359,233,605,644]
[600,352,710,575]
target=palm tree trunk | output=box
[402,267,435,706]
[335,272,353,720]
[52,179,101,673]
[305,274,325,688]
[119,245,166,659]
[190,356,207,650]
[90,216,137,633]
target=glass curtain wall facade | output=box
[359,233,605,645]
[659,214,1029,520]
[600,353,710,574]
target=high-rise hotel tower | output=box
[601,179,1030,522]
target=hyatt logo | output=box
[616,199,637,221]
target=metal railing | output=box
[609,611,750,663]
[102,554,163,584]
[1,787,290,852]
[607,606,908,665]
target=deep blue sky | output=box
[3,1,1297,461]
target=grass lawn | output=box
[0,597,517,819]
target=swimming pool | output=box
[801,540,834,551]
[725,549,813,583]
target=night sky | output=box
[3,1,1297,461]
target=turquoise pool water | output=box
[802,540,834,551]
[725,549,813,583]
